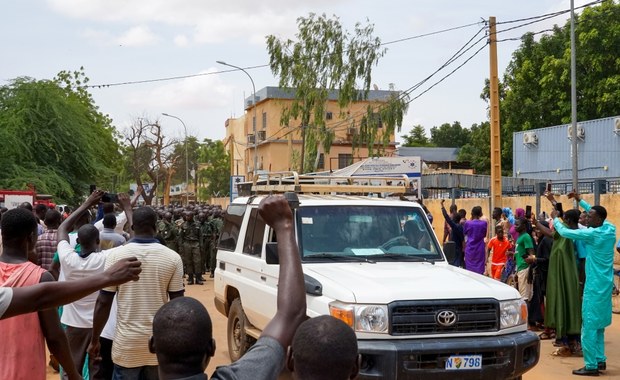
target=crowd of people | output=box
[440,191,619,376]
[0,192,362,380]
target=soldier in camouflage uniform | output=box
[179,211,203,285]
[198,212,212,275]
[157,211,178,253]
[208,208,224,278]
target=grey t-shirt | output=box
[210,336,285,380]
[0,287,14,319]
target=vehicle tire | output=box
[227,298,252,362]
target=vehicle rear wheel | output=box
[227,298,252,362]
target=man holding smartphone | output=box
[552,191,616,376]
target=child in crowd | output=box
[487,225,513,280]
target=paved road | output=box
[47,278,620,379]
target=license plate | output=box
[445,355,482,370]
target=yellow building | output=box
[224,86,399,179]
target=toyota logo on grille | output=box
[436,310,457,327]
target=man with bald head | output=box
[56,190,134,379]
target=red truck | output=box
[0,189,55,209]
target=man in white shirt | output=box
[57,190,133,379]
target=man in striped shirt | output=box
[89,205,184,380]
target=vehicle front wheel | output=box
[227,298,253,362]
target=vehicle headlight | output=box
[329,302,389,333]
[499,299,527,329]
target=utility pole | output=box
[570,0,579,204]
[488,16,502,210]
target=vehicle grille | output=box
[390,299,499,335]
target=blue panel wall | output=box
[513,116,620,181]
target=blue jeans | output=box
[112,364,158,380]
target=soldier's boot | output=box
[187,274,195,285]
[195,275,204,285]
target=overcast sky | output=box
[1,0,593,143]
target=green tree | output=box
[429,121,470,147]
[457,122,491,174]
[481,1,620,172]
[197,139,231,200]
[266,13,408,173]
[0,69,121,203]
[401,125,433,147]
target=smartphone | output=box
[525,205,532,219]
[546,182,552,192]
[102,192,118,203]
[555,202,563,217]
[89,184,97,194]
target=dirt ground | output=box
[46,278,619,379]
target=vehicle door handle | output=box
[236,268,241,273]
[260,276,267,281]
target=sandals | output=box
[551,347,573,357]
[539,330,556,340]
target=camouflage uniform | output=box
[157,219,178,253]
[200,219,213,273]
[179,218,203,285]
[209,215,223,277]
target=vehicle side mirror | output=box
[266,242,279,264]
[443,241,456,264]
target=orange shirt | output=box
[0,261,47,380]
[487,237,512,265]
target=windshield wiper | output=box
[304,253,376,263]
[378,253,435,265]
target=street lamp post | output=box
[162,113,190,206]
[216,60,258,179]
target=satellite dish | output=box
[373,84,379,90]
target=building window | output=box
[318,153,325,169]
[338,154,353,169]
[326,111,333,120]
[363,113,383,129]
[262,112,267,130]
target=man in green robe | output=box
[533,209,581,351]
[553,193,616,376]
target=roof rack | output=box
[248,171,412,196]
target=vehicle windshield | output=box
[297,205,442,262]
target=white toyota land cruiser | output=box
[214,174,539,380]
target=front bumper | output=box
[358,331,539,380]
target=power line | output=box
[86,22,485,89]
[312,26,489,134]
[496,0,604,25]
[88,65,269,89]
[381,21,484,46]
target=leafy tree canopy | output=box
[0,68,121,203]
[401,125,433,147]
[197,139,231,200]
[266,13,408,173]
[481,1,620,172]
[429,121,471,148]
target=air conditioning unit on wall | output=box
[523,131,538,146]
[567,125,585,140]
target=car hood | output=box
[303,262,520,304]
